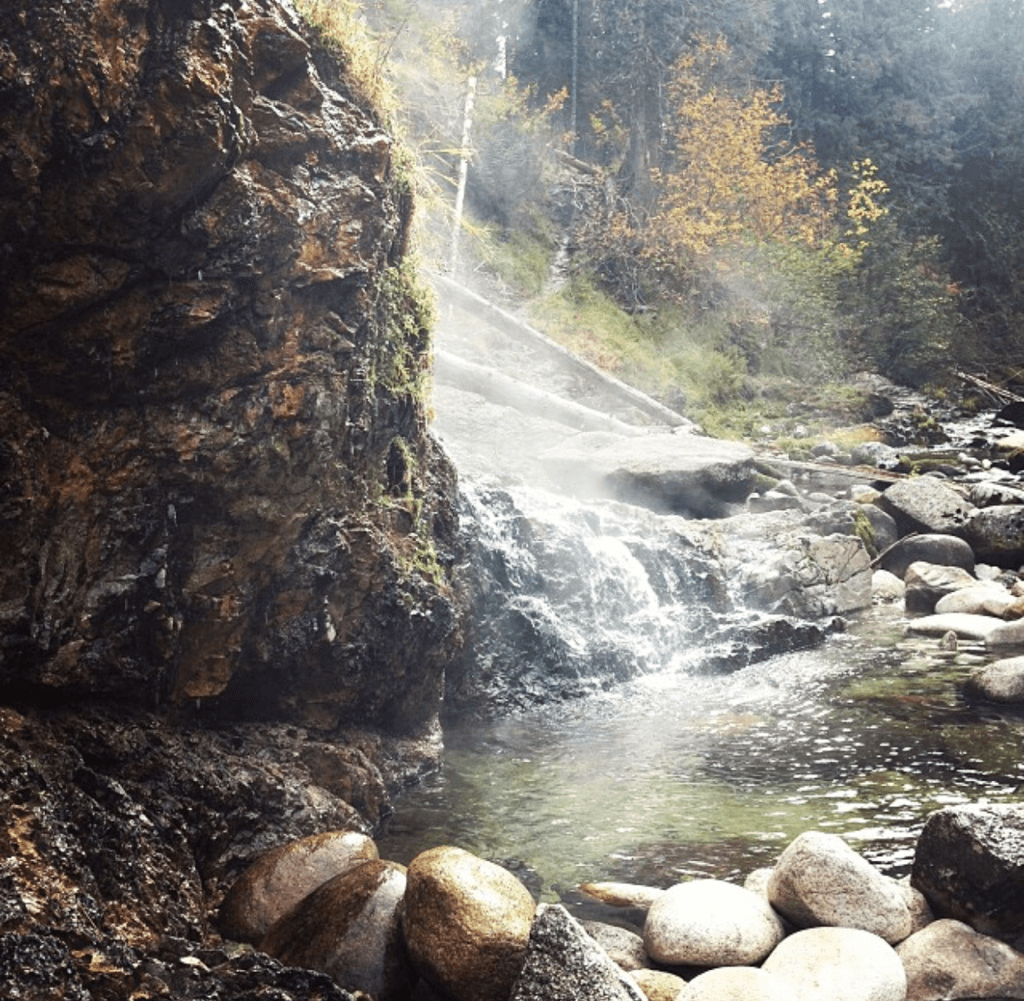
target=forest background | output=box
[303,0,1024,436]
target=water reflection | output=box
[379,607,1024,901]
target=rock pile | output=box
[220,803,1024,1001]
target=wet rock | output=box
[875,479,976,537]
[0,0,464,734]
[643,879,786,966]
[509,904,647,1001]
[741,533,872,618]
[580,922,650,971]
[896,918,1024,1001]
[934,582,1019,617]
[631,968,688,1001]
[539,431,756,518]
[260,859,413,1001]
[580,882,666,910]
[965,655,1024,702]
[905,612,1004,641]
[964,504,1024,567]
[903,562,979,613]
[676,966,793,1001]
[761,927,907,1001]
[911,804,1024,937]
[402,846,536,1001]
[0,706,379,995]
[219,831,378,944]
[876,534,976,579]
[767,831,914,944]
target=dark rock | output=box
[994,402,1024,429]
[876,534,976,580]
[875,479,976,537]
[509,904,647,1001]
[911,804,1024,938]
[260,859,413,1001]
[964,505,1024,567]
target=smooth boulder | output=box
[677,966,793,1001]
[911,804,1024,937]
[402,846,536,1001]
[761,926,907,1001]
[934,581,1019,617]
[218,830,378,944]
[876,533,975,579]
[580,881,666,910]
[580,921,650,971]
[508,904,646,1001]
[903,562,978,614]
[643,878,786,966]
[259,859,411,1001]
[988,618,1024,648]
[631,969,688,1001]
[767,831,913,944]
[905,612,1003,642]
[539,431,755,518]
[965,655,1024,702]
[897,918,1024,1000]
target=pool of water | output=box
[379,606,1024,902]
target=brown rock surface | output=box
[0,0,463,735]
[402,846,537,1001]
[260,859,413,1001]
[219,830,379,944]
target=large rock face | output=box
[0,0,463,734]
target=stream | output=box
[379,600,1024,902]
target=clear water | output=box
[379,606,1024,901]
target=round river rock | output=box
[402,845,536,1001]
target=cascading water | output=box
[378,293,1024,904]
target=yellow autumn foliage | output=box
[647,37,838,266]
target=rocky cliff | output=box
[0,0,464,995]
[0,0,462,734]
